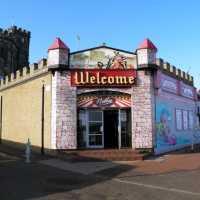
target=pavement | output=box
[0,144,200,200]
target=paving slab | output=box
[39,159,122,175]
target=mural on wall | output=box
[156,103,177,148]
[70,48,136,69]
[155,101,200,154]
[154,69,200,154]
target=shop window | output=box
[188,111,194,130]
[88,111,102,122]
[175,109,182,130]
[183,110,188,130]
[176,109,195,131]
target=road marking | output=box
[113,178,200,196]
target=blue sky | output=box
[1,0,200,88]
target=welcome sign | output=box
[71,69,136,87]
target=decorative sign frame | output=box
[77,95,131,108]
[71,69,136,87]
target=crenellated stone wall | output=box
[132,70,155,149]
[156,58,193,85]
[0,58,47,90]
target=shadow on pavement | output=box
[0,145,136,200]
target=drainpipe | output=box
[41,83,45,155]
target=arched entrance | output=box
[77,91,132,149]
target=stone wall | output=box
[53,71,77,149]
[0,26,30,76]
[132,70,155,149]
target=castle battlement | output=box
[0,58,47,89]
[0,26,30,37]
[0,25,30,77]
[156,58,193,85]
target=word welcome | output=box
[71,69,136,87]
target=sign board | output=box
[71,69,136,87]
[78,95,131,108]
[180,82,195,99]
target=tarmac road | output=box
[0,151,200,200]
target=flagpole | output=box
[76,35,80,51]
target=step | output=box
[60,149,145,161]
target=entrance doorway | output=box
[77,109,132,149]
[104,110,118,148]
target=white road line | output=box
[113,178,200,196]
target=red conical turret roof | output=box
[137,38,157,51]
[48,37,69,51]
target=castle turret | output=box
[0,25,30,76]
[136,38,157,67]
[47,37,70,68]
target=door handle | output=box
[118,126,120,134]
[100,125,103,133]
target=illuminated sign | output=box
[71,69,136,87]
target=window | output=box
[176,109,182,130]
[188,111,194,130]
[175,109,194,131]
[183,110,188,130]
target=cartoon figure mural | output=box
[155,101,200,154]
[156,104,177,149]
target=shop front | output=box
[1,37,200,156]
[77,92,132,149]
[69,65,136,150]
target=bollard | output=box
[25,138,31,163]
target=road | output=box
[0,151,200,200]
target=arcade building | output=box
[0,37,199,155]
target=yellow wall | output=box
[0,72,52,149]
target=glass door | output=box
[119,109,132,148]
[87,110,104,148]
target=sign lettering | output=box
[71,69,136,87]
[95,97,113,106]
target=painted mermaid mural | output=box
[156,104,177,149]
[155,101,200,154]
